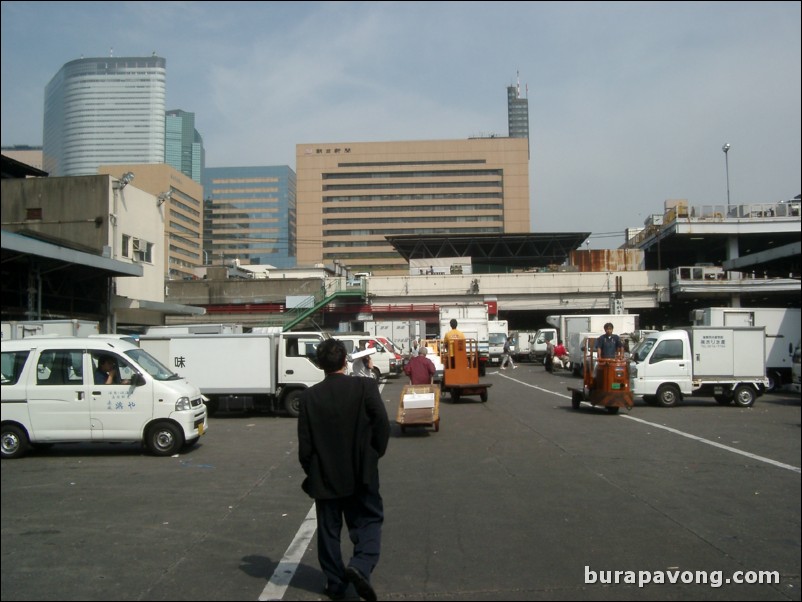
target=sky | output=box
[1,1,800,248]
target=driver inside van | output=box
[94,355,129,385]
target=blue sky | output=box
[2,1,799,248]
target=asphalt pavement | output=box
[2,364,800,601]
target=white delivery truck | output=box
[512,331,537,362]
[629,327,768,407]
[1,336,207,458]
[2,319,100,340]
[139,331,329,417]
[333,333,402,378]
[487,320,509,367]
[546,314,639,375]
[690,307,801,391]
[529,328,557,363]
[439,303,490,375]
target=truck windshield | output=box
[630,339,655,363]
[124,348,182,381]
[489,333,507,344]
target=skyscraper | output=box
[165,109,205,183]
[203,166,297,269]
[43,55,166,176]
[507,75,529,152]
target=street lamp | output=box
[722,143,731,209]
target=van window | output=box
[36,349,83,385]
[1,350,30,385]
[650,340,683,363]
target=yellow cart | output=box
[396,384,440,433]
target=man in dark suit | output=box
[298,338,391,601]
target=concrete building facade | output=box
[296,138,530,275]
[98,164,203,281]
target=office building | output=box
[165,109,204,183]
[43,56,166,176]
[296,137,530,274]
[202,166,297,269]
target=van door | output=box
[280,334,325,385]
[25,348,92,441]
[86,351,154,440]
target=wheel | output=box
[606,406,620,414]
[284,389,303,418]
[714,394,732,405]
[451,389,461,403]
[571,390,582,410]
[434,420,440,432]
[146,422,184,456]
[656,384,681,407]
[1,424,29,459]
[765,372,780,393]
[480,390,488,402]
[732,385,756,408]
[371,367,381,380]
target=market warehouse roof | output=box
[386,233,591,268]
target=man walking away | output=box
[298,339,391,601]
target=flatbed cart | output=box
[397,384,440,433]
[440,338,492,403]
[568,337,633,414]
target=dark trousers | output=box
[314,482,384,589]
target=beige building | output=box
[98,164,203,281]
[296,138,530,275]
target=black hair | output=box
[450,319,458,328]
[317,338,348,374]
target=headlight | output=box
[175,396,193,411]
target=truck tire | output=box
[146,422,184,456]
[571,390,582,410]
[1,424,29,459]
[284,389,303,418]
[656,384,681,408]
[765,372,780,393]
[732,385,756,408]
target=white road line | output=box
[620,414,801,473]
[497,371,802,474]
[260,381,387,601]
[258,504,317,601]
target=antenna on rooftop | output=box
[516,70,521,99]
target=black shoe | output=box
[323,585,347,601]
[344,566,377,601]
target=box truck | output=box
[439,303,490,374]
[487,320,509,367]
[2,319,100,340]
[690,307,801,391]
[545,314,639,375]
[629,327,768,407]
[139,331,329,417]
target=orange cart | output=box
[440,338,491,403]
[568,336,633,414]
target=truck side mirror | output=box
[132,373,147,387]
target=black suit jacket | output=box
[298,373,390,500]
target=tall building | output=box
[165,109,204,183]
[202,166,297,269]
[296,138,530,274]
[507,76,529,152]
[43,55,166,176]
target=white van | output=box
[333,334,401,379]
[1,337,208,459]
